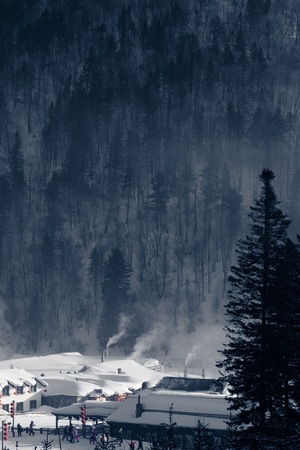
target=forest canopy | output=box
[0,0,299,354]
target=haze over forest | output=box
[0,0,299,360]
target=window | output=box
[29,400,37,410]
[16,386,23,395]
[2,386,9,396]
[30,385,37,392]
[2,404,8,412]
[16,402,23,413]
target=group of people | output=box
[15,421,141,450]
[62,424,79,443]
[16,421,35,437]
[90,429,109,447]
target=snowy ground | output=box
[2,411,135,450]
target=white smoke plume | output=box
[106,313,130,349]
[185,344,203,367]
[131,326,164,359]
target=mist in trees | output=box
[0,0,299,357]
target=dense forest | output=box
[0,0,299,355]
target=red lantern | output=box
[3,422,8,441]
[10,401,15,418]
[80,405,86,424]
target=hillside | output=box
[0,0,299,356]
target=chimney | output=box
[136,395,143,418]
[184,365,187,378]
[101,352,104,363]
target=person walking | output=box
[62,425,69,441]
[29,421,35,436]
[89,427,96,445]
[69,424,74,443]
[73,427,79,443]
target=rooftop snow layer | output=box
[107,390,229,430]
[0,366,38,387]
[0,353,166,397]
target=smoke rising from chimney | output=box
[131,326,164,359]
[106,313,130,349]
[185,344,203,367]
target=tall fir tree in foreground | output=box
[218,169,300,449]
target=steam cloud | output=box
[106,313,130,349]
[185,344,203,367]
[131,326,164,359]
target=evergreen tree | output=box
[8,131,26,201]
[61,125,89,192]
[148,172,169,231]
[0,90,7,145]
[218,169,300,448]
[21,282,44,353]
[41,101,60,173]
[98,248,132,351]
[267,238,300,438]
[44,171,63,236]
[8,131,26,237]
[41,436,53,450]
[158,404,180,450]
[88,245,103,308]
[246,0,271,25]
[193,420,215,450]
[0,174,12,276]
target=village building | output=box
[0,366,47,413]
[50,376,230,448]
[106,377,229,448]
[0,352,230,447]
[0,354,163,412]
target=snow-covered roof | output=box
[0,352,98,377]
[0,367,39,387]
[107,390,230,431]
[41,378,102,397]
[52,400,119,418]
[0,353,166,398]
